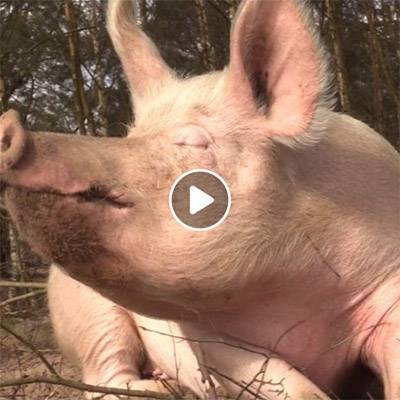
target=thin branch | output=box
[203,364,269,400]
[0,289,46,308]
[206,0,230,24]
[235,359,269,400]
[305,235,341,279]
[0,321,61,378]
[158,379,182,399]
[192,342,218,400]
[0,26,99,61]
[0,376,174,399]
[0,322,177,399]
[0,281,47,289]
[139,326,274,360]
[303,322,386,372]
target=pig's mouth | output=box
[71,186,134,209]
[3,183,134,210]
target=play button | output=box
[169,169,231,231]
[189,186,214,215]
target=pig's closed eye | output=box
[173,125,211,150]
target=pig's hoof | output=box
[152,367,170,380]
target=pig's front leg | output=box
[47,265,170,398]
[182,325,331,400]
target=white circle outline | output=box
[168,169,232,232]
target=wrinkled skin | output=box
[1,0,400,399]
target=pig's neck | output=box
[189,280,383,391]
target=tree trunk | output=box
[363,0,385,134]
[90,0,108,136]
[0,77,20,294]
[0,209,11,281]
[380,0,400,149]
[64,0,96,135]
[137,0,148,27]
[0,76,6,113]
[8,224,23,279]
[195,0,216,70]
[324,0,351,114]
[7,224,23,303]
[227,0,239,20]
[318,1,326,36]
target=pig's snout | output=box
[0,110,27,174]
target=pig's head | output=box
[1,0,332,318]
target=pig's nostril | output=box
[0,110,28,173]
[1,129,12,152]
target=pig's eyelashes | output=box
[174,141,209,150]
[173,125,212,150]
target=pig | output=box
[1,0,399,398]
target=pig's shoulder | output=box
[324,112,399,164]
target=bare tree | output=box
[226,0,239,20]
[89,0,108,136]
[64,0,96,135]
[361,0,384,133]
[324,0,352,113]
[195,0,216,70]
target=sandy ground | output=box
[0,303,88,400]
[0,296,194,400]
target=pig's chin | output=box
[4,186,122,267]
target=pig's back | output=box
[286,111,399,237]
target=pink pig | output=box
[1,0,399,399]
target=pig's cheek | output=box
[175,146,217,170]
[5,189,104,267]
[203,150,217,169]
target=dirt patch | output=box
[0,306,86,400]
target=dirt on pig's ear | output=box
[227,0,335,146]
[107,0,176,110]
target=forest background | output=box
[0,0,399,398]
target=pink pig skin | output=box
[1,0,399,398]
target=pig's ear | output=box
[107,0,175,107]
[228,0,333,142]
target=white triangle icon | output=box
[189,185,214,215]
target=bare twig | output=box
[158,379,182,399]
[0,289,46,308]
[0,321,61,378]
[192,343,218,400]
[0,376,174,399]
[235,359,269,400]
[303,322,386,372]
[0,281,47,289]
[203,364,269,400]
[168,322,182,393]
[139,326,274,359]
[305,235,341,279]
[206,0,230,23]
[0,322,177,399]
[0,26,99,61]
